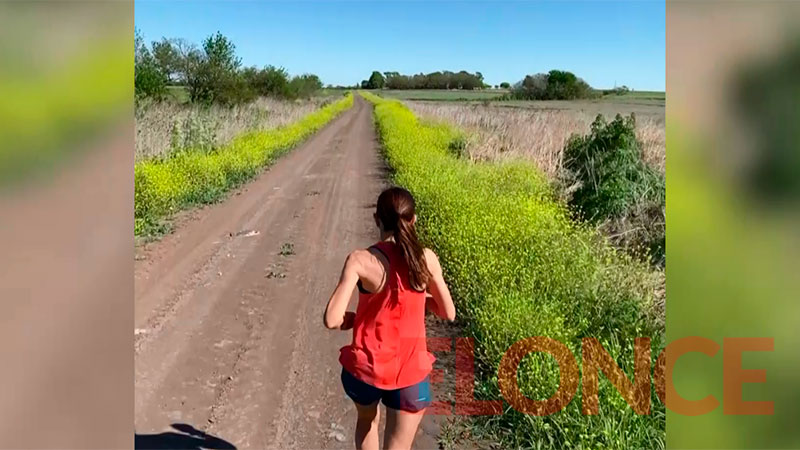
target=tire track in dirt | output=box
[135,96,442,449]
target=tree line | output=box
[360,70,488,90]
[359,69,611,101]
[135,30,323,104]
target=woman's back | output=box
[339,240,433,390]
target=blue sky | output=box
[135,1,665,91]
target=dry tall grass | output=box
[135,97,331,161]
[407,102,665,178]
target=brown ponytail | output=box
[375,187,431,291]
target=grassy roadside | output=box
[134,93,353,237]
[360,91,664,449]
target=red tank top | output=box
[339,241,434,389]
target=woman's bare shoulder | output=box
[346,248,373,264]
[423,248,442,270]
[346,247,386,267]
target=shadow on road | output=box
[135,423,236,449]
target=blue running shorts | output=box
[341,368,431,413]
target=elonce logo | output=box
[424,336,773,416]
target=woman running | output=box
[324,187,456,450]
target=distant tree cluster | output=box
[135,29,323,104]
[361,70,487,90]
[506,70,597,100]
[360,71,385,89]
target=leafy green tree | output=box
[244,65,291,97]
[264,66,291,97]
[385,73,408,89]
[135,28,167,100]
[183,48,207,102]
[203,32,240,72]
[545,70,583,99]
[168,38,198,84]
[151,38,180,83]
[367,71,385,89]
[500,81,511,89]
[454,70,482,89]
[288,74,323,98]
[507,70,595,100]
[475,71,488,88]
[519,73,548,98]
[186,31,247,104]
[150,31,324,104]
[427,71,446,89]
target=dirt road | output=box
[134,96,443,449]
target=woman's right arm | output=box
[424,249,456,321]
[323,251,361,329]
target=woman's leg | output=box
[342,369,383,450]
[382,407,425,450]
[354,400,381,450]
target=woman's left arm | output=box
[323,251,361,330]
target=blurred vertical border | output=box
[0,1,133,448]
[668,1,800,448]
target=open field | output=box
[489,97,665,122]
[374,88,665,105]
[604,90,665,100]
[407,100,665,176]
